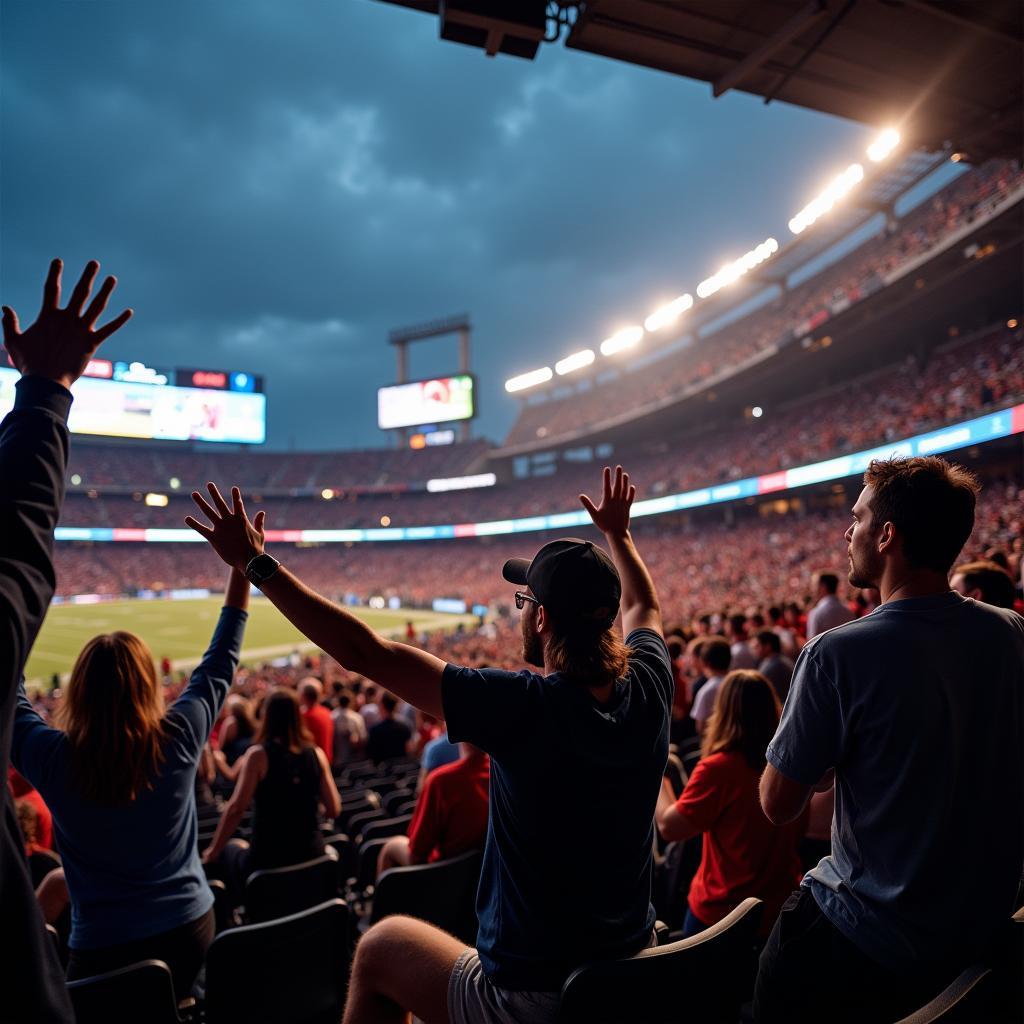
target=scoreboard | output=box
[0,357,266,444]
[377,374,476,431]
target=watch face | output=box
[248,554,278,581]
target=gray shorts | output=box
[447,950,560,1024]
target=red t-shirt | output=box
[676,751,804,934]
[302,703,334,764]
[9,769,54,850]
[408,754,490,864]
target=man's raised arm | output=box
[185,483,446,719]
[580,465,662,637]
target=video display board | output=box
[377,374,475,430]
[0,366,266,444]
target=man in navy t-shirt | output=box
[186,465,671,1024]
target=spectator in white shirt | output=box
[727,613,758,670]
[806,572,854,639]
[689,636,732,736]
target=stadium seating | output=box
[893,966,993,1024]
[243,848,340,924]
[66,959,189,1024]
[203,899,349,1024]
[558,897,763,1024]
[369,849,482,945]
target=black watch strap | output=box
[244,553,281,587]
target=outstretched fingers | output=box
[231,486,246,518]
[67,261,100,315]
[40,259,62,314]
[184,515,215,539]
[579,493,598,516]
[191,489,220,524]
[82,275,116,327]
[254,509,266,533]
[1,306,20,344]
[94,308,133,343]
[207,482,231,516]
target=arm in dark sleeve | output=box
[169,605,248,757]
[12,678,65,791]
[0,377,72,690]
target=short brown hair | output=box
[698,636,732,674]
[863,457,979,574]
[952,560,1016,609]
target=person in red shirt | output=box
[298,678,333,765]
[377,743,489,877]
[656,669,804,938]
[9,767,53,850]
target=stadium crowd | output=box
[56,320,1023,537]
[505,158,1023,447]
[4,245,1024,1024]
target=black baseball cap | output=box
[502,537,620,627]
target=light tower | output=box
[388,314,472,445]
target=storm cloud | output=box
[1,0,867,448]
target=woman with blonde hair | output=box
[656,669,805,937]
[13,564,250,997]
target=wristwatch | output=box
[244,552,281,588]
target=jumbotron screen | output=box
[377,374,475,430]
[0,361,266,444]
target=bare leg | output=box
[377,835,412,878]
[344,915,468,1024]
[36,868,69,924]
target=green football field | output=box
[25,597,471,688]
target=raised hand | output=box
[1,259,133,389]
[579,465,636,539]
[185,482,266,572]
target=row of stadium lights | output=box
[505,128,902,394]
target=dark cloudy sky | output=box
[2,0,881,450]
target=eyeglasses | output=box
[514,591,539,610]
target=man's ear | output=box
[536,604,549,635]
[877,521,897,556]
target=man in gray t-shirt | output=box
[755,456,1024,1024]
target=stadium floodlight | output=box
[599,325,644,356]
[555,349,596,376]
[696,238,779,299]
[644,294,693,332]
[145,493,169,507]
[866,128,900,163]
[751,406,763,418]
[788,164,864,234]
[505,366,553,393]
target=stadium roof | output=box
[376,0,1024,162]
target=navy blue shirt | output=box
[442,628,673,990]
[768,593,1024,966]
[13,606,246,949]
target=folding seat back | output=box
[559,897,763,1024]
[370,849,482,944]
[204,899,349,1024]
[894,966,993,1023]
[244,848,339,924]
[66,959,184,1024]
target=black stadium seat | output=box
[358,813,413,845]
[204,899,349,1024]
[559,897,763,1024]
[244,848,340,924]
[893,966,993,1023]
[66,959,187,1024]
[28,848,62,888]
[370,849,482,944]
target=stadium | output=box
[2,2,1022,1023]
